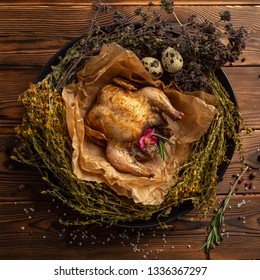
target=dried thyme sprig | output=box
[169,12,247,91]
[199,165,249,259]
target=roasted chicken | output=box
[85,77,183,177]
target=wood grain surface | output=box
[0,0,259,260]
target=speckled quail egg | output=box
[161,47,183,73]
[141,57,164,79]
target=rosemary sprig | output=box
[158,139,169,160]
[199,165,249,259]
[154,132,173,160]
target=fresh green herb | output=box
[154,132,173,160]
[158,139,169,160]
[200,165,249,259]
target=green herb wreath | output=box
[12,1,251,226]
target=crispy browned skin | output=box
[86,78,183,177]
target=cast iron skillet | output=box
[34,27,237,228]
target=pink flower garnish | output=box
[139,128,158,150]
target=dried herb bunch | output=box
[13,1,249,225]
[45,1,247,92]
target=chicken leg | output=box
[138,87,184,120]
[106,141,154,177]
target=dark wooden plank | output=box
[0,67,41,96]
[216,130,260,194]
[222,67,260,128]
[0,136,45,202]
[0,105,23,134]
[0,194,259,259]
[0,6,259,66]
[0,1,260,6]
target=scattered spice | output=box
[238,178,244,184]
[248,172,256,180]
[237,199,247,208]
[232,173,240,179]
[18,184,26,191]
[7,162,16,170]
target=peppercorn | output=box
[248,172,256,180]
[18,184,26,191]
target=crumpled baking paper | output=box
[62,43,217,205]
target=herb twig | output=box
[172,11,182,27]
[200,165,249,259]
[158,139,169,160]
[154,132,173,160]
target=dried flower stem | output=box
[172,11,182,27]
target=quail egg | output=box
[161,47,183,73]
[141,57,164,79]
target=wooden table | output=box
[0,0,259,260]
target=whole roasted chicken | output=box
[85,77,183,177]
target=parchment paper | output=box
[62,43,217,205]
